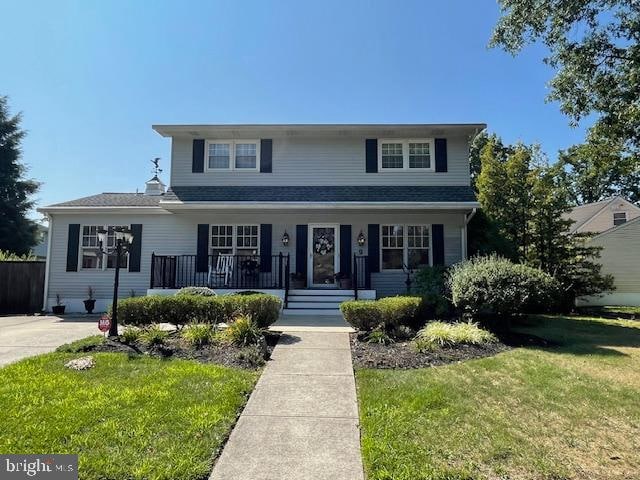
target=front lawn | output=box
[0,342,259,480]
[356,315,640,480]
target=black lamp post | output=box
[97,226,134,337]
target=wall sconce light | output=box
[357,230,366,247]
[282,231,290,247]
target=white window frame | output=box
[613,212,627,226]
[380,224,432,271]
[205,140,260,172]
[378,139,435,172]
[79,224,130,271]
[210,224,261,256]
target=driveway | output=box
[0,315,99,367]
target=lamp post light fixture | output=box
[281,231,290,247]
[97,226,134,337]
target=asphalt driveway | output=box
[0,315,99,367]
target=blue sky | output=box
[3,0,589,217]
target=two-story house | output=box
[39,124,483,314]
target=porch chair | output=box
[208,254,234,287]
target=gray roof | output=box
[163,185,477,203]
[47,193,163,207]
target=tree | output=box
[556,130,640,204]
[490,0,640,154]
[0,96,40,254]
[468,130,512,191]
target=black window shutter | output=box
[192,139,205,173]
[339,225,352,276]
[365,139,378,173]
[295,224,307,277]
[128,224,143,272]
[196,224,209,272]
[435,138,447,172]
[260,224,272,272]
[432,224,445,266]
[260,139,272,173]
[66,224,80,272]
[368,224,380,272]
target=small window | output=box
[409,142,431,169]
[381,225,404,269]
[208,143,231,169]
[236,225,259,256]
[381,143,404,169]
[211,225,234,257]
[613,212,627,226]
[81,226,102,269]
[235,143,257,169]
[407,225,430,268]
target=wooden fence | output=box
[0,261,46,314]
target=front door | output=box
[308,224,339,287]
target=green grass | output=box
[356,315,640,480]
[0,341,259,480]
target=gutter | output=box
[159,201,482,211]
[42,213,53,312]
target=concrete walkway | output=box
[210,330,364,480]
[0,315,99,366]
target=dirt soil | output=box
[89,331,281,370]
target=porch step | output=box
[288,289,354,296]
[284,288,355,315]
[281,309,342,316]
[286,301,347,309]
[288,295,354,302]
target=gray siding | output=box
[46,210,465,310]
[170,136,471,187]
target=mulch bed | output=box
[86,331,281,370]
[350,331,553,370]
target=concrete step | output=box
[288,295,354,303]
[287,302,343,309]
[288,289,354,296]
[282,308,342,316]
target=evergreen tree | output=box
[0,96,40,254]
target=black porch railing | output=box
[353,254,370,300]
[150,253,290,290]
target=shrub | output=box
[139,324,169,346]
[447,255,559,318]
[366,329,394,345]
[413,266,451,318]
[181,323,216,347]
[115,293,281,328]
[340,296,423,332]
[176,286,216,297]
[415,321,497,352]
[120,326,141,344]
[223,315,263,347]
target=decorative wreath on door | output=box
[314,234,334,255]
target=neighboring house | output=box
[38,124,483,314]
[576,216,640,306]
[564,196,640,234]
[565,197,640,307]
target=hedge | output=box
[114,293,282,328]
[447,255,559,317]
[340,296,423,332]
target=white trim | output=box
[204,139,260,172]
[42,214,54,311]
[378,138,435,172]
[307,224,340,288]
[159,201,480,210]
[379,224,432,272]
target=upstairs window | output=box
[379,139,434,171]
[613,212,627,226]
[206,140,259,171]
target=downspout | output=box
[462,208,477,260]
[42,213,54,312]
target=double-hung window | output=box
[379,139,434,171]
[206,140,259,171]
[613,212,627,226]
[211,225,259,257]
[80,225,129,270]
[381,224,431,270]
